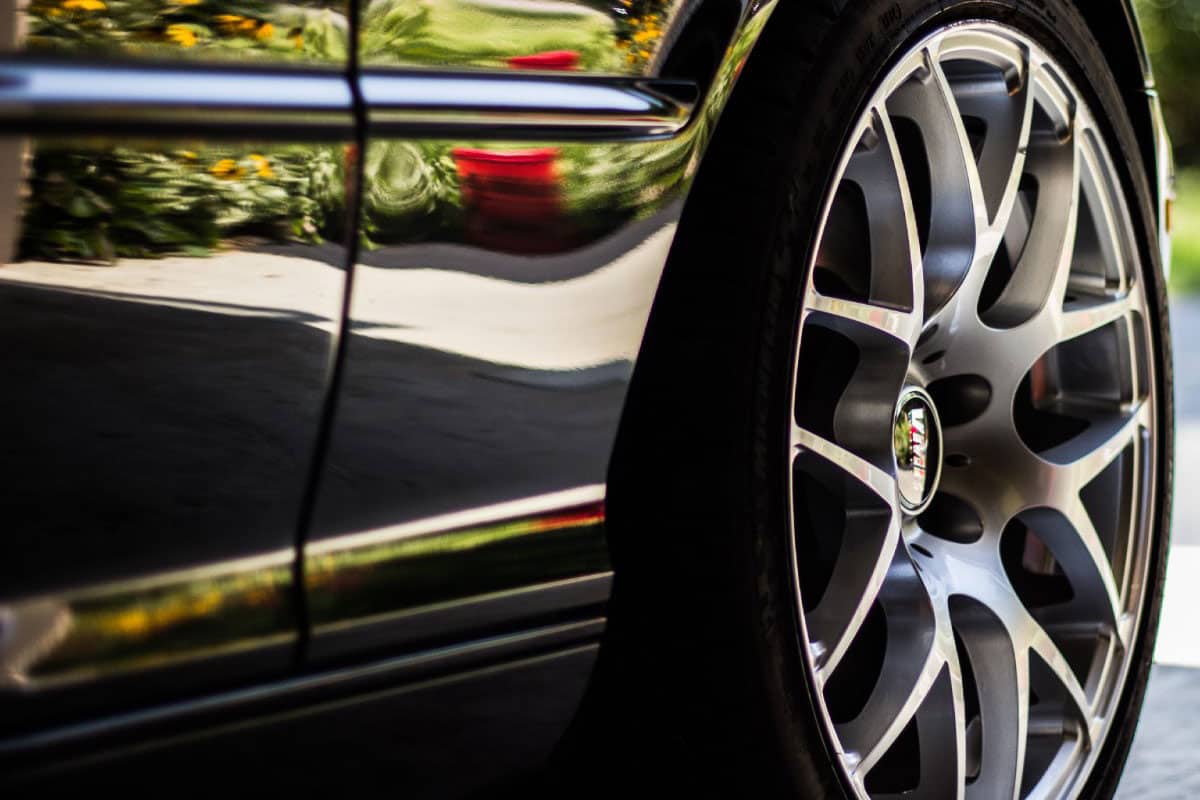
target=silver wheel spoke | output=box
[926,58,991,240]
[1029,624,1092,730]
[806,294,921,348]
[956,603,1029,800]
[1075,132,1133,294]
[1057,294,1135,343]
[934,31,1034,232]
[792,424,900,676]
[998,118,1081,327]
[1023,504,1123,645]
[805,104,926,349]
[1045,401,1150,488]
[886,50,986,316]
[792,425,896,502]
[875,105,927,326]
[836,545,946,776]
[808,510,900,678]
[858,660,969,800]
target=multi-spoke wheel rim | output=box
[788,22,1158,800]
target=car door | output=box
[0,0,357,738]
[301,0,734,660]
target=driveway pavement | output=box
[1116,296,1200,797]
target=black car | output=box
[0,0,1175,797]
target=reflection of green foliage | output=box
[307,514,608,625]
[20,143,347,262]
[361,140,462,246]
[361,0,621,71]
[557,135,692,229]
[894,413,910,464]
[26,0,348,62]
[33,564,293,680]
[359,135,693,249]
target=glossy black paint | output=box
[4,639,601,791]
[0,0,762,756]
[300,3,773,654]
[0,133,353,727]
[0,0,1167,790]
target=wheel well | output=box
[1071,0,1162,208]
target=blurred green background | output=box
[1138,0,1200,292]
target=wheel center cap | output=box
[893,386,943,515]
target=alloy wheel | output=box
[789,22,1158,800]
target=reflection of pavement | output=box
[310,222,676,539]
[0,251,343,332]
[348,223,674,370]
[0,219,675,371]
[1118,298,1200,796]
[0,263,337,596]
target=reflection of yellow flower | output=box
[166,24,198,47]
[172,0,202,5]
[62,0,106,10]
[189,591,223,616]
[243,587,273,605]
[179,150,198,160]
[248,153,273,178]
[210,158,245,179]
[255,22,274,40]
[293,34,303,50]
[239,18,256,30]
[214,13,243,34]
[112,608,151,636]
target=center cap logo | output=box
[894,387,943,514]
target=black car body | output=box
[0,0,1174,794]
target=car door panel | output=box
[0,0,775,771]
[0,50,355,734]
[302,0,771,662]
[304,109,690,662]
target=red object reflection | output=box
[451,147,570,254]
[506,50,580,70]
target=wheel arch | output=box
[1072,0,1167,211]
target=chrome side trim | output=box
[307,485,606,557]
[305,486,611,650]
[310,572,612,663]
[0,619,604,759]
[0,550,296,691]
[0,61,695,139]
[0,61,354,133]
[362,72,696,139]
